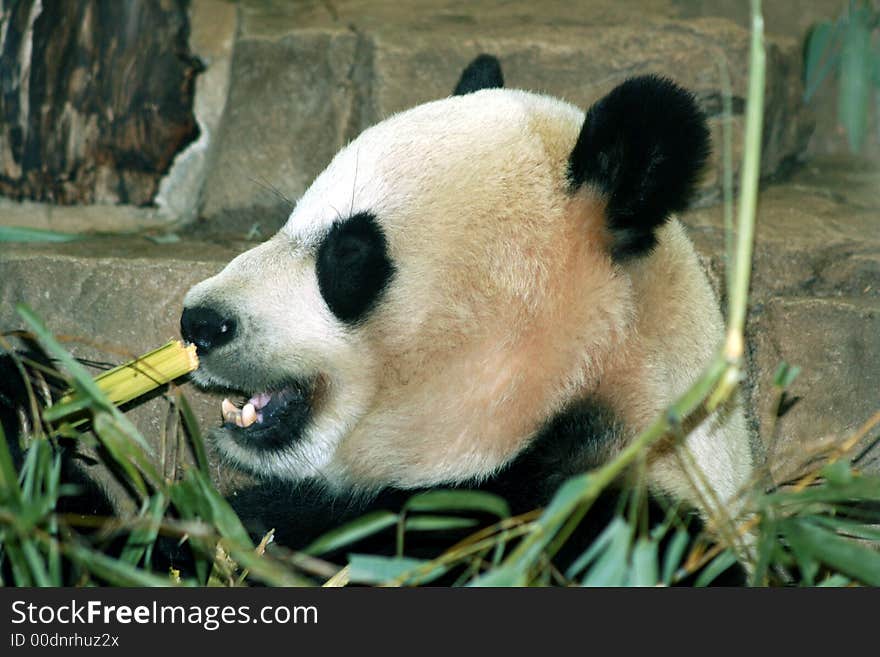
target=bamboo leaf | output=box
[177,392,209,476]
[817,574,852,587]
[0,422,23,506]
[190,470,253,549]
[783,519,880,586]
[509,473,592,572]
[404,489,510,518]
[226,546,314,587]
[119,493,167,566]
[46,516,61,585]
[3,543,34,586]
[803,21,836,100]
[875,39,880,86]
[468,564,528,587]
[168,475,206,518]
[304,511,398,556]
[166,479,213,584]
[20,540,51,587]
[694,549,738,587]
[662,527,691,585]
[772,362,801,389]
[64,542,179,586]
[784,523,820,585]
[750,516,779,586]
[16,304,113,412]
[91,413,149,498]
[811,515,880,542]
[41,396,93,422]
[821,460,853,486]
[404,515,479,532]
[566,515,625,579]
[0,226,84,243]
[581,518,633,587]
[763,475,880,507]
[838,9,873,152]
[17,307,158,462]
[20,437,47,506]
[348,554,446,585]
[628,538,659,587]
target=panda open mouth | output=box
[217,381,313,450]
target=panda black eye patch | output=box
[316,211,395,324]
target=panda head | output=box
[181,57,710,491]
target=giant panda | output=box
[176,54,754,568]
[1,55,754,581]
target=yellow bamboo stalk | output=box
[60,340,199,408]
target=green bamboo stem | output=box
[726,0,765,360]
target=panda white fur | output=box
[177,55,753,565]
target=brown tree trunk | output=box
[0,0,202,207]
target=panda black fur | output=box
[2,55,753,580]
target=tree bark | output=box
[0,0,202,206]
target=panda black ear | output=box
[453,54,504,95]
[567,75,710,260]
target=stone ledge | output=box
[0,200,170,233]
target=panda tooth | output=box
[241,403,257,427]
[220,395,269,427]
[222,398,243,426]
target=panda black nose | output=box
[180,306,237,354]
